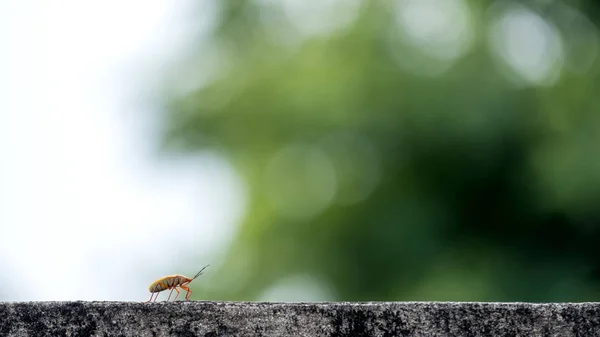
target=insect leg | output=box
[167,287,179,301]
[145,292,157,303]
[173,287,183,301]
[180,284,192,300]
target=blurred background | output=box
[2,0,600,302]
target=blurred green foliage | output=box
[160,0,600,302]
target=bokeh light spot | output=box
[393,0,474,73]
[258,274,335,302]
[264,144,336,221]
[320,132,382,206]
[280,0,362,38]
[488,4,564,86]
[555,3,600,76]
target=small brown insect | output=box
[146,265,209,302]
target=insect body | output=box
[146,265,209,302]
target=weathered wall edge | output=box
[1,301,600,336]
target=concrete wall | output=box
[1,301,599,336]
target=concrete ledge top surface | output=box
[1,301,600,336]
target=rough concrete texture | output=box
[1,301,600,337]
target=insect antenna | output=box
[192,264,210,280]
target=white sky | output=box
[0,0,245,301]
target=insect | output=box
[146,265,210,302]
